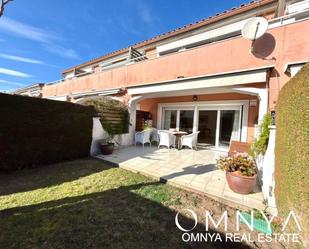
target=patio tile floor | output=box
[95,146,265,210]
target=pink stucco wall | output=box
[138,92,259,143]
[43,20,309,109]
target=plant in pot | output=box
[81,96,130,155]
[99,121,117,155]
[217,153,257,195]
[99,137,115,155]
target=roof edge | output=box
[11,83,45,93]
[62,0,276,75]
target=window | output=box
[179,110,194,133]
[163,110,177,130]
[162,108,194,132]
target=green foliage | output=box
[82,97,130,142]
[251,113,272,156]
[142,122,152,130]
[216,153,257,176]
[275,62,309,241]
[0,93,96,171]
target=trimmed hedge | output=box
[275,63,309,240]
[0,93,96,171]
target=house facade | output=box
[12,83,45,97]
[36,0,308,149]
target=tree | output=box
[0,0,12,17]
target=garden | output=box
[0,159,291,249]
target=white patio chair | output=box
[135,129,152,147]
[150,128,160,145]
[181,131,200,150]
[158,130,176,149]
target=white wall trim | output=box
[127,66,272,95]
[232,87,268,125]
[46,96,67,101]
[157,19,248,54]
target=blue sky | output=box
[0,0,248,92]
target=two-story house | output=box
[19,0,309,149]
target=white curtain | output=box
[164,110,172,130]
[231,110,240,141]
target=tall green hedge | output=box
[0,93,96,171]
[275,63,309,240]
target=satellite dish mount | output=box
[241,17,269,53]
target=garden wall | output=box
[0,93,95,171]
[275,63,309,243]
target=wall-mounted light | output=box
[271,110,276,126]
[193,95,198,101]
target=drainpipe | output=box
[276,0,286,17]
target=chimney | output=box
[276,0,286,17]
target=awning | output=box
[127,66,272,95]
[284,61,307,77]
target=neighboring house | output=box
[17,0,309,149]
[12,83,45,98]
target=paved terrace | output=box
[96,146,264,210]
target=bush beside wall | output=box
[81,97,130,135]
[275,63,309,240]
[0,93,95,171]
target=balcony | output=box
[42,19,309,98]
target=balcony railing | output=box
[42,15,309,98]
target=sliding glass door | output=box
[197,111,217,145]
[218,110,240,148]
[162,108,194,133]
[179,110,194,133]
[197,107,241,148]
[163,110,177,130]
[160,102,244,149]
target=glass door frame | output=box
[157,100,249,150]
[161,106,195,131]
[196,107,242,148]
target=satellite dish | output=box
[241,17,268,41]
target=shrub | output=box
[251,113,272,156]
[82,97,130,137]
[0,93,96,171]
[275,62,309,242]
[216,153,256,177]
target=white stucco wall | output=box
[256,125,277,214]
[90,117,134,156]
[90,117,105,156]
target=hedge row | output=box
[275,62,309,241]
[0,93,96,171]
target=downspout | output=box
[276,0,286,17]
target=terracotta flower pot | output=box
[226,171,257,195]
[99,142,114,155]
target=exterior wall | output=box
[13,84,44,97]
[138,92,259,143]
[145,47,157,60]
[43,20,309,108]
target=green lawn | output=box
[0,159,258,249]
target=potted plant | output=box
[99,137,115,155]
[217,153,257,194]
[98,120,117,155]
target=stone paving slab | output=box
[95,146,265,210]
